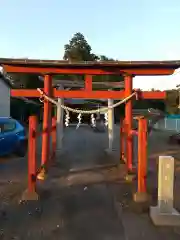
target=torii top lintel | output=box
[1,58,180,76]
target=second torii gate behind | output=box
[54,80,122,152]
[1,58,180,173]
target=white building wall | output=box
[0,79,10,117]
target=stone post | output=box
[150,156,180,226]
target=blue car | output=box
[0,117,27,157]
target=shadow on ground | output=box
[0,126,180,239]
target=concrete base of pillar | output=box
[119,158,126,165]
[128,192,152,213]
[150,206,180,226]
[105,148,116,155]
[21,189,39,201]
[124,172,136,182]
[133,191,151,203]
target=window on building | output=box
[3,121,16,132]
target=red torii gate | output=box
[1,58,180,200]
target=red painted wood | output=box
[10,89,166,99]
[120,118,126,163]
[51,117,57,162]
[41,75,52,169]
[137,118,147,193]
[28,116,37,193]
[85,75,92,91]
[3,65,174,75]
[130,130,138,135]
[125,75,133,172]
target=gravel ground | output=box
[0,125,180,239]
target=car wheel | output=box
[15,141,27,157]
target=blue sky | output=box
[1,0,180,90]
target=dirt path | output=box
[0,126,180,239]
[0,126,126,240]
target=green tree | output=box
[94,55,123,83]
[166,89,179,114]
[55,32,123,83]
[55,32,99,81]
[99,55,114,61]
[63,32,99,61]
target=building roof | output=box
[53,79,124,89]
[0,71,40,105]
[0,58,180,70]
[0,72,12,88]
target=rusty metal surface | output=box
[0,57,180,69]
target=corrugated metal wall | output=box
[154,118,180,132]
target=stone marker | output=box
[150,156,180,226]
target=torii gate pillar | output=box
[107,99,114,151]
[56,85,64,152]
[125,74,133,172]
[41,75,52,168]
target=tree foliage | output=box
[99,55,114,61]
[61,32,123,83]
[62,31,179,113]
[63,32,99,61]
[166,90,179,114]
[8,31,180,120]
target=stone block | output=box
[150,206,180,226]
